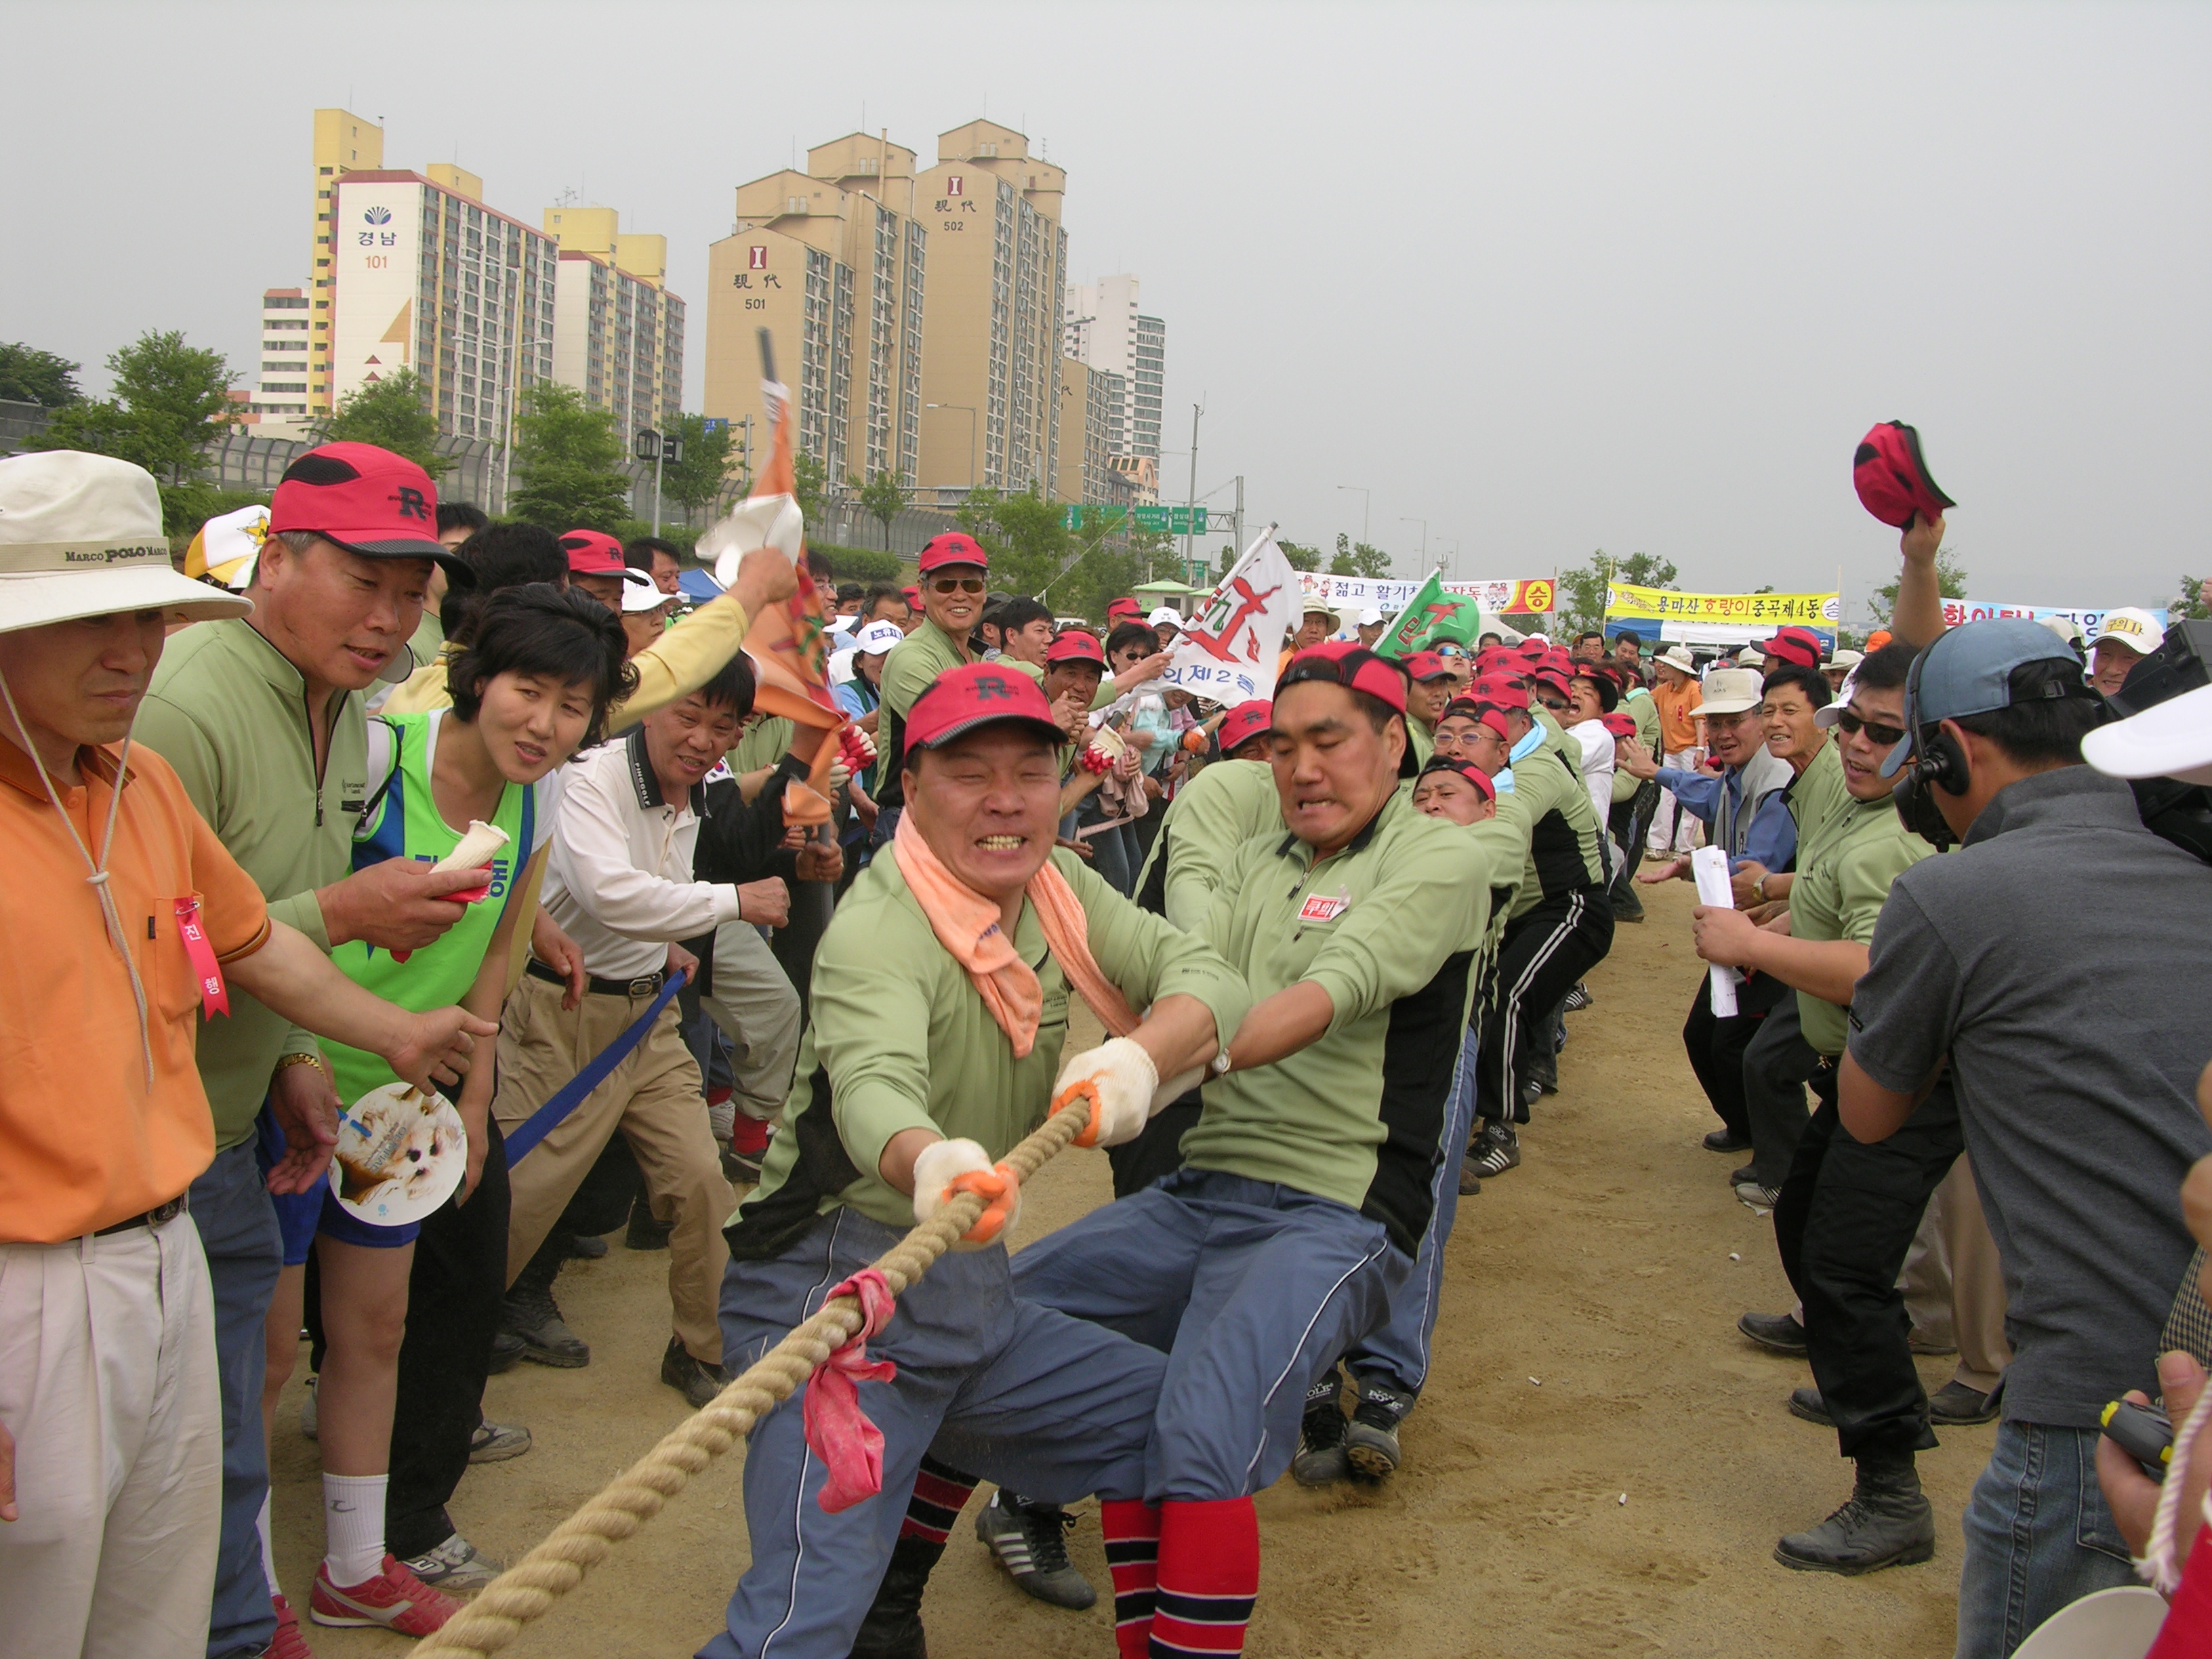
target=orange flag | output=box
[705,354,845,826]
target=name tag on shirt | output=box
[1298,893,1350,924]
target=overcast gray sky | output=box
[7,1,2205,617]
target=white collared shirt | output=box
[541,726,744,980]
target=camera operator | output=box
[1841,619,2212,1658]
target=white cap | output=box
[619,567,672,613]
[1813,670,1860,727]
[1699,666,1764,716]
[1357,606,1384,626]
[2087,608,2166,658]
[2084,682,2212,787]
[857,619,904,654]
[1148,605,1182,628]
[0,451,253,633]
[1824,647,1864,672]
[1654,646,1698,676]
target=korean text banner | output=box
[1299,573,1554,615]
[1941,599,2170,634]
[1606,585,1842,627]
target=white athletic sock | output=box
[321,1472,388,1586]
[257,1492,283,1597]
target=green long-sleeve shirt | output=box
[872,622,970,815]
[1790,795,1933,1056]
[1132,758,1284,930]
[134,619,363,1149]
[1784,741,1852,871]
[727,847,1250,1251]
[1501,740,1605,917]
[1179,789,1488,1248]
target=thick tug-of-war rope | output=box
[413,1094,1093,1659]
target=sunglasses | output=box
[927,576,985,595]
[1536,695,1568,712]
[1833,708,1908,747]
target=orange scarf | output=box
[892,810,1138,1057]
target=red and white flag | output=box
[1158,525,1298,705]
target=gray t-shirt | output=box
[1849,766,2212,1429]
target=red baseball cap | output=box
[1044,629,1106,667]
[902,663,1067,758]
[1853,420,1955,530]
[1600,710,1640,738]
[1469,674,1530,712]
[1515,637,1549,657]
[901,585,922,608]
[1440,698,1511,738]
[1528,666,1572,698]
[917,531,989,575]
[1216,699,1273,754]
[559,529,626,577]
[268,443,470,579]
[1417,754,1497,802]
[1282,641,1409,715]
[1758,626,1824,670]
[1401,649,1456,682]
[1105,596,1143,622]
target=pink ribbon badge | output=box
[802,1267,899,1513]
[173,897,230,1019]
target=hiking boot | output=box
[501,1285,590,1368]
[309,1554,461,1634]
[1774,1456,1936,1574]
[1788,1386,1834,1427]
[975,1490,1097,1609]
[626,1195,674,1251]
[851,1534,943,1659]
[1737,1311,1807,1355]
[486,1326,527,1375]
[1471,1120,1521,1178]
[1703,1126,1753,1153]
[262,1591,312,1659]
[1292,1380,1351,1486]
[398,1531,504,1591]
[1929,1380,2001,1425]
[565,1231,608,1259]
[468,1419,532,1462]
[660,1336,731,1408]
[1345,1379,1412,1480]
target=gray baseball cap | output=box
[1881,618,2089,777]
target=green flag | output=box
[1374,572,1483,659]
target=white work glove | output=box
[827,760,853,794]
[910,1137,1021,1250]
[1048,1037,1160,1149]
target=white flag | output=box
[1158,525,1298,705]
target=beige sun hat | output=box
[1654,645,1698,676]
[1,451,252,634]
[1698,665,1765,716]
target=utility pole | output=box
[1337,484,1370,548]
[1401,516,1428,573]
[1182,399,1204,579]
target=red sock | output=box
[727,1113,771,1157]
[1101,1499,1163,1659]
[896,1455,978,1546]
[1151,1496,1258,1656]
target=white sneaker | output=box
[398,1532,505,1591]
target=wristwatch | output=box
[1753,874,1769,903]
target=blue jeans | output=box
[1346,1025,1479,1398]
[1954,1419,2137,1659]
[188,1141,282,1659]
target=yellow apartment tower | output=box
[542,205,686,436]
[307,109,386,415]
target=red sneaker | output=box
[262,1593,314,1659]
[309,1554,461,1636]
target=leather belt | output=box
[94,1193,188,1237]
[528,958,668,1000]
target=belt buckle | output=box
[148,1195,186,1227]
[627,975,659,998]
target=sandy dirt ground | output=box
[279,876,1982,1658]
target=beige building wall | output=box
[914,120,1065,496]
[308,108,385,414]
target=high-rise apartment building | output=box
[703,133,926,487]
[251,288,312,420]
[543,206,684,436]
[329,166,559,443]
[306,109,386,415]
[1054,357,1126,506]
[1063,272,1166,465]
[914,121,1065,494]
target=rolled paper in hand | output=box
[1690,845,1740,1017]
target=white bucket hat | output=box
[1654,645,1698,676]
[1699,666,1765,716]
[1148,605,1182,629]
[1,451,252,634]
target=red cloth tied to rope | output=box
[802,1267,899,1512]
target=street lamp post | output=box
[1336,484,1370,548]
[1400,516,1429,571]
[634,427,684,537]
[926,403,977,489]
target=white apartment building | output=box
[1063,272,1165,464]
[250,287,313,426]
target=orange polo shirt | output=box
[0,733,272,1242]
[1653,677,1705,752]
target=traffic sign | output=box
[1064,504,1129,531]
[702,417,729,436]
[1062,504,1206,535]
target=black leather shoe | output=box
[1730,1164,1756,1186]
[626,1196,674,1252]
[1788,1386,1833,1427]
[1774,1457,1935,1574]
[1737,1311,1808,1355]
[659,1336,731,1408]
[1929,1380,2000,1425]
[1704,1128,1753,1153]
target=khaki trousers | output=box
[495,973,735,1364]
[0,1212,221,1659]
[1901,1153,2013,1393]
